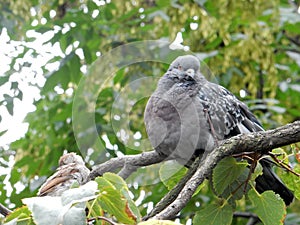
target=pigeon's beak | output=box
[176,69,195,81]
[185,68,195,79]
[168,68,181,79]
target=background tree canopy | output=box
[0,0,300,224]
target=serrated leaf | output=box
[103,172,129,192]
[212,157,248,195]
[193,202,233,225]
[94,177,137,224]
[219,167,251,203]
[248,189,286,225]
[102,173,141,221]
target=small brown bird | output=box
[37,152,90,196]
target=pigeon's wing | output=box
[197,82,263,140]
[197,81,294,205]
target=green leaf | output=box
[10,81,18,90]
[0,76,9,86]
[4,206,33,225]
[272,148,289,164]
[193,202,233,225]
[3,94,14,115]
[159,161,188,190]
[219,167,251,204]
[278,164,300,200]
[93,176,137,224]
[102,172,131,199]
[248,189,286,225]
[42,65,70,94]
[212,157,248,195]
[42,53,76,94]
[0,129,8,137]
[156,0,171,7]
[103,173,141,220]
[82,46,93,64]
[69,54,82,84]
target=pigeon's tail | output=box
[255,159,294,205]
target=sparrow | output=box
[37,152,90,197]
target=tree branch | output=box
[233,212,260,225]
[143,157,201,220]
[87,121,300,220]
[89,150,167,180]
[0,203,12,217]
[152,121,300,220]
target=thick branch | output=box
[143,157,201,220]
[89,150,167,180]
[153,121,300,220]
[87,121,300,219]
[0,203,11,217]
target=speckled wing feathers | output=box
[197,82,264,141]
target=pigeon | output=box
[144,55,294,205]
[37,152,90,196]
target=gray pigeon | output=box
[144,55,294,205]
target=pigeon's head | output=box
[59,153,85,166]
[167,55,201,82]
[170,55,200,72]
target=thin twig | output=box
[268,152,300,177]
[233,212,261,225]
[233,211,260,219]
[87,216,118,225]
[0,203,12,217]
